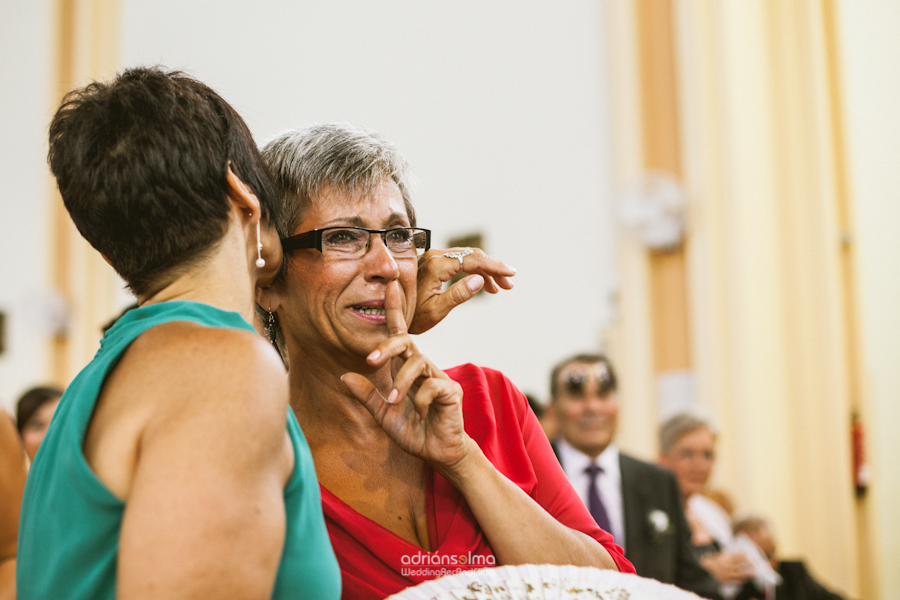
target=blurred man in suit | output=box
[549,353,720,599]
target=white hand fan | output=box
[385,564,705,600]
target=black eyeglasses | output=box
[281,226,431,258]
[559,364,615,398]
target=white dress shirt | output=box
[687,493,734,547]
[556,439,625,549]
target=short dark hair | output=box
[16,386,64,436]
[549,353,618,401]
[48,66,282,297]
[524,393,545,418]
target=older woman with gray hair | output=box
[257,122,633,599]
[659,413,756,595]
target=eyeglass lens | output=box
[561,364,613,397]
[321,228,426,257]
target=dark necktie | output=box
[585,463,612,534]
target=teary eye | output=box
[386,228,413,245]
[324,228,365,246]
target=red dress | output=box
[321,364,634,599]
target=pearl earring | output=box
[255,220,266,268]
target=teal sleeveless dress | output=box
[17,301,341,600]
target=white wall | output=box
[118,0,621,401]
[0,1,621,409]
[0,0,56,413]
[838,1,900,595]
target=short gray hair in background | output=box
[259,122,418,240]
[658,411,717,455]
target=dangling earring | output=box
[255,219,266,268]
[266,309,277,345]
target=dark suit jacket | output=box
[552,442,720,599]
[735,560,846,600]
[619,453,720,599]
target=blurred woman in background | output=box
[0,413,28,600]
[15,385,63,461]
[659,413,755,595]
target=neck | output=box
[566,439,610,461]
[139,225,258,326]
[288,342,394,448]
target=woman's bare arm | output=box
[102,325,292,600]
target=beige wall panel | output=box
[672,0,735,477]
[835,2,900,597]
[52,0,124,385]
[763,1,857,593]
[711,0,797,527]
[604,0,658,459]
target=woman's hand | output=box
[342,280,473,470]
[410,247,515,334]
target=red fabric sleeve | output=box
[445,364,634,574]
[322,364,634,600]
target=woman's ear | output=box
[256,285,282,313]
[225,162,261,221]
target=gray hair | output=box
[259,122,417,239]
[658,412,716,455]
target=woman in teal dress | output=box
[16,67,339,600]
[16,67,508,600]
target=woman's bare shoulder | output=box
[85,320,290,499]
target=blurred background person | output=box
[549,353,720,599]
[733,516,846,600]
[658,412,756,595]
[1,411,28,600]
[15,385,63,462]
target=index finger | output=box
[385,279,408,337]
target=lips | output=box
[352,306,386,316]
[349,300,387,323]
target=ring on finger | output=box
[443,248,473,269]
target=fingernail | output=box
[339,374,346,383]
[467,275,484,292]
[368,350,381,361]
[509,266,517,274]
[387,389,399,404]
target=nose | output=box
[582,394,606,413]
[363,233,400,282]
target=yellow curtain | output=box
[607,1,867,596]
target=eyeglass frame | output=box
[281,226,432,258]
[557,364,615,398]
